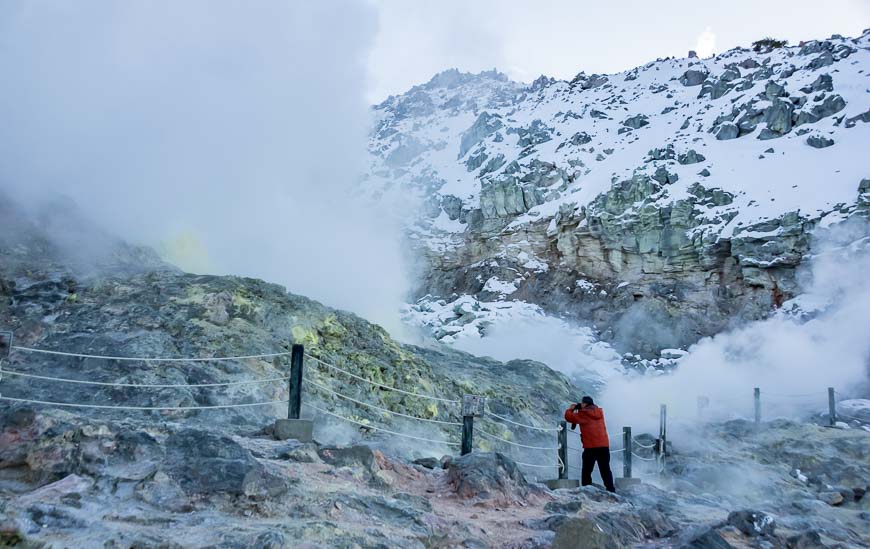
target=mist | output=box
[0,1,410,332]
[601,218,870,434]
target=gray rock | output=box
[677,150,706,165]
[412,457,441,469]
[679,69,708,87]
[685,527,735,548]
[800,74,833,93]
[806,135,834,149]
[810,94,846,119]
[763,100,794,135]
[806,51,834,70]
[441,195,463,220]
[818,490,844,506]
[164,429,286,497]
[699,168,711,177]
[622,114,649,129]
[715,123,739,140]
[725,510,775,536]
[552,517,624,549]
[459,112,502,158]
[446,452,531,502]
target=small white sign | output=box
[462,394,485,417]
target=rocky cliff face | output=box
[368,32,870,357]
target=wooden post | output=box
[460,395,484,456]
[623,426,632,479]
[288,344,304,420]
[754,387,761,425]
[461,416,474,455]
[558,421,568,479]
[828,387,837,427]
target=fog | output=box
[0,1,410,332]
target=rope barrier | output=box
[609,447,623,454]
[11,345,291,363]
[301,401,460,447]
[0,369,288,388]
[513,459,560,469]
[835,411,867,422]
[632,439,657,449]
[631,452,657,461]
[477,429,560,451]
[305,354,460,405]
[484,409,562,432]
[0,395,288,411]
[302,377,461,426]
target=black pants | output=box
[582,447,615,492]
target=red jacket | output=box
[564,405,610,449]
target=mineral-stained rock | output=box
[163,429,286,497]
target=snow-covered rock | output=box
[368,31,870,355]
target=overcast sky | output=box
[366,0,870,103]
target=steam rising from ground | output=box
[0,1,409,331]
[602,219,870,434]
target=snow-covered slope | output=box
[367,32,870,357]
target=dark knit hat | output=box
[581,396,594,405]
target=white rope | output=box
[303,377,461,426]
[763,391,821,398]
[631,452,656,461]
[0,395,288,411]
[609,447,624,454]
[12,345,291,363]
[835,411,867,422]
[305,354,460,405]
[484,409,561,432]
[302,401,460,447]
[632,439,657,449]
[513,459,560,469]
[0,369,288,388]
[477,429,559,451]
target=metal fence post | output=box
[828,387,837,427]
[623,426,632,479]
[658,404,667,468]
[558,421,568,479]
[754,387,761,425]
[288,344,304,420]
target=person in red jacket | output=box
[564,396,615,492]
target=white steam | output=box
[0,1,409,331]
[602,219,870,434]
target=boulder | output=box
[677,150,706,165]
[763,100,794,135]
[679,69,708,87]
[622,114,649,129]
[818,491,844,506]
[800,74,833,93]
[445,452,531,502]
[552,517,624,549]
[725,510,775,536]
[163,429,286,497]
[810,94,846,119]
[459,112,502,158]
[715,123,739,140]
[806,136,834,149]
